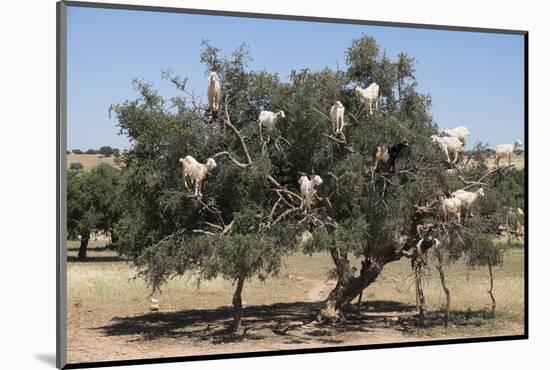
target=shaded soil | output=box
[67,298,523,364]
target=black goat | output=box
[374,139,409,172]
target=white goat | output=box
[494,139,522,167]
[179,155,217,197]
[355,82,379,115]
[207,72,221,113]
[507,207,525,234]
[443,126,470,145]
[298,175,323,212]
[441,197,463,224]
[431,135,464,163]
[330,101,345,134]
[451,188,485,217]
[258,110,286,141]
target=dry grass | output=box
[67,154,122,170]
[483,153,524,170]
[67,241,524,328]
[67,245,328,322]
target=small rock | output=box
[150,298,160,311]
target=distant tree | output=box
[72,149,83,154]
[67,163,122,259]
[85,149,98,155]
[69,162,84,171]
[99,146,118,157]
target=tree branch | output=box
[457,165,513,190]
[266,175,302,205]
[311,106,333,125]
[213,151,251,169]
[273,208,301,225]
[224,94,253,165]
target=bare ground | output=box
[68,299,523,364]
[67,279,523,364]
[66,243,524,364]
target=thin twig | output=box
[224,94,252,165]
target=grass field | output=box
[66,153,524,172]
[67,154,122,170]
[485,153,524,170]
[66,239,525,364]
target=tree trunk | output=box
[110,231,118,248]
[316,207,426,323]
[78,232,90,260]
[356,290,363,312]
[231,275,245,333]
[316,249,384,323]
[435,249,451,327]
[414,261,426,326]
[487,259,496,318]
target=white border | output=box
[2,0,546,369]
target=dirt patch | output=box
[67,299,523,364]
[306,279,335,302]
[66,249,525,365]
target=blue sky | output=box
[67,6,525,151]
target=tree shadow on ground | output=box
[397,309,496,333]
[357,300,416,312]
[97,300,425,345]
[96,300,498,346]
[67,255,125,263]
[67,246,112,252]
[66,246,126,263]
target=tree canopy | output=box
[109,35,524,330]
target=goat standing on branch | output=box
[330,101,345,135]
[298,175,323,213]
[442,126,470,146]
[494,139,522,167]
[441,196,463,224]
[179,155,217,198]
[451,188,485,217]
[258,110,286,143]
[374,140,409,172]
[355,82,379,116]
[431,135,464,164]
[207,71,221,114]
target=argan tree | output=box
[112,35,521,328]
